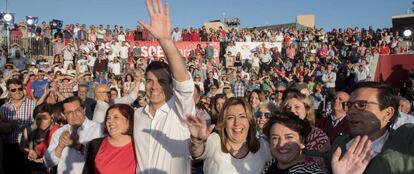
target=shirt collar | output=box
[143,100,172,119]
[346,130,389,156]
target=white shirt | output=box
[346,130,389,157]
[134,76,195,174]
[172,30,182,41]
[120,45,130,59]
[44,119,104,174]
[198,133,272,174]
[109,62,121,75]
[322,72,336,88]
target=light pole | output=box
[25,16,38,59]
[1,12,14,56]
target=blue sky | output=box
[3,0,412,30]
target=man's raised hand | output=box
[138,0,171,40]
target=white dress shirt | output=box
[44,119,104,174]
[346,130,389,157]
[134,76,195,174]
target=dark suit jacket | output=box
[83,98,97,120]
[82,137,104,174]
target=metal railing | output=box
[0,35,53,58]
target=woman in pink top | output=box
[83,104,136,174]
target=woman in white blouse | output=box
[185,97,272,174]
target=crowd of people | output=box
[0,0,413,174]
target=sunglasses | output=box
[10,87,24,93]
[255,112,271,118]
[275,90,285,93]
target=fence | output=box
[0,35,53,58]
[0,35,413,59]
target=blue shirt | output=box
[31,79,49,98]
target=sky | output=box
[2,0,412,30]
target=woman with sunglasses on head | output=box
[82,104,136,174]
[185,97,272,174]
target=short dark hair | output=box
[6,78,23,90]
[103,104,134,136]
[61,96,84,111]
[351,82,399,127]
[33,103,53,119]
[78,84,89,90]
[145,61,172,83]
[264,112,312,143]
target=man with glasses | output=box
[316,91,350,143]
[0,79,36,173]
[323,82,414,173]
[44,96,103,174]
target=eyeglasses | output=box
[275,90,285,93]
[10,87,23,93]
[346,100,382,111]
[63,107,84,116]
[255,112,271,118]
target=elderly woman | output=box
[262,112,326,173]
[82,104,136,174]
[281,91,330,152]
[185,97,272,174]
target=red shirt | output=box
[95,138,137,174]
[380,46,390,55]
[182,32,191,41]
[35,124,60,157]
[190,32,200,41]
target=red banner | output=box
[375,54,414,87]
[135,41,220,60]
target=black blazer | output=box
[82,137,104,174]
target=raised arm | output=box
[184,115,215,158]
[138,0,189,82]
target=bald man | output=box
[92,77,140,122]
[316,91,350,143]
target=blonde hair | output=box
[281,92,316,125]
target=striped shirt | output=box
[262,158,326,174]
[0,98,36,143]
